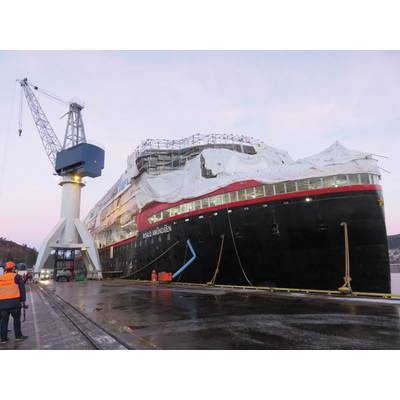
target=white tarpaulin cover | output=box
[134,141,380,208]
[85,141,380,223]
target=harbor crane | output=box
[18,78,104,279]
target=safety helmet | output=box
[5,261,16,270]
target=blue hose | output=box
[172,239,197,280]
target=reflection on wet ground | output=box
[49,280,400,350]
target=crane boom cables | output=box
[18,85,23,136]
[18,78,62,168]
[21,79,69,105]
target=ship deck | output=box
[3,279,400,350]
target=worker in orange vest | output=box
[0,261,28,344]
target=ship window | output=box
[223,192,231,203]
[309,177,323,189]
[208,196,216,206]
[217,194,224,205]
[194,200,202,210]
[335,175,348,187]
[274,182,285,194]
[210,195,223,207]
[218,194,225,204]
[186,202,195,213]
[360,173,370,184]
[285,181,296,193]
[263,184,274,196]
[201,198,209,208]
[170,207,180,217]
[245,187,256,199]
[163,210,170,219]
[167,233,171,241]
[179,204,187,214]
[237,189,246,201]
[369,174,375,184]
[254,186,264,198]
[153,213,160,222]
[348,174,359,185]
[322,176,335,187]
[230,191,239,202]
[297,179,309,191]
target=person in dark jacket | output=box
[0,261,28,344]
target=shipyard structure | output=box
[84,134,390,292]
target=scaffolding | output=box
[134,133,263,176]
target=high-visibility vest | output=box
[0,272,20,301]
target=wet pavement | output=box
[0,284,94,350]
[36,279,400,350]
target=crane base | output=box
[33,217,102,280]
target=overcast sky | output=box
[0,51,399,249]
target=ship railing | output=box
[133,133,263,157]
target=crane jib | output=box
[19,78,62,169]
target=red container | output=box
[158,272,172,282]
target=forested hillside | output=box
[0,237,37,266]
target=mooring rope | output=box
[121,240,180,279]
[226,210,253,286]
[207,234,225,285]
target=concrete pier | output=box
[1,284,94,350]
[3,280,400,349]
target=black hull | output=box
[99,189,391,292]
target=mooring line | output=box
[121,240,180,279]
[226,209,253,286]
[208,234,225,285]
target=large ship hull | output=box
[98,186,390,293]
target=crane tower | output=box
[18,78,104,279]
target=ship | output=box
[84,133,391,292]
